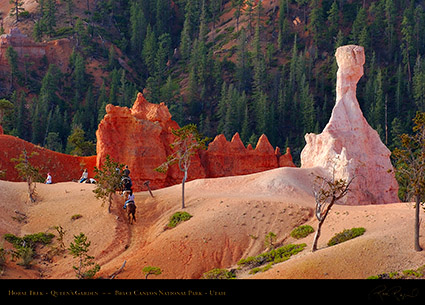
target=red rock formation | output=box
[200,133,281,178]
[96,93,206,190]
[276,147,296,168]
[0,134,96,183]
[97,93,296,190]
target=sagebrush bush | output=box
[167,211,193,228]
[327,227,365,246]
[290,225,314,239]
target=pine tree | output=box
[142,25,157,76]
[401,7,415,82]
[414,5,425,57]
[155,0,171,36]
[45,0,56,36]
[309,0,325,46]
[97,81,108,124]
[179,13,192,61]
[350,7,367,45]
[15,92,30,141]
[69,51,87,110]
[413,56,425,112]
[5,46,19,90]
[130,0,147,57]
[327,1,339,42]
[9,0,25,24]
[235,29,252,93]
[231,0,245,31]
[384,0,396,55]
[300,73,315,134]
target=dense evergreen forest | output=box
[2,0,425,164]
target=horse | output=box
[127,202,136,224]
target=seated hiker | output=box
[45,172,52,184]
[123,190,135,209]
[79,169,88,183]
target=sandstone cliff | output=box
[300,45,399,205]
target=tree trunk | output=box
[181,170,187,209]
[144,181,154,198]
[108,193,113,213]
[415,195,422,251]
[312,219,323,252]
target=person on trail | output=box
[122,165,130,177]
[79,169,88,183]
[123,190,135,209]
[45,172,52,184]
[122,176,132,191]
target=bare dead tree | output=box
[311,170,355,252]
[144,181,154,198]
[109,260,126,279]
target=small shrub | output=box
[237,243,306,273]
[4,232,55,269]
[167,211,192,228]
[71,214,83,221]
[17,246,34,269]
[4,232,55,249]
[291,225,314,239]
[202,268,236,279]
[0,247,6,273]
[264,232,277,250]
[368,266,425,279]
[327,227,366,246]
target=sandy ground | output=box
[1,166,425,279]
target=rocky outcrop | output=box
[0,134,96,183]
[300,45,399,205]
[0,28,46,63]
[0,27,77,79]
[96,93,295,190]
[96,93,206,190]
[0,28,46,66]
[200,133,293,178]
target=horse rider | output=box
[123,190,135,209]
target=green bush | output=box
[201,268,236,279]
[327,227,366,246]
[71,214,83,221]
[290,225,314,239]
[3,232,54,269]
[368,265,425,279]
[238,243,306,274]
[4,232,55,249]
[167,211,193,228]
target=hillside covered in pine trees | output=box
[1,0,424,164]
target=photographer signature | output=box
[369,285,419,302]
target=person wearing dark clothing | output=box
[123,165,130,177]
